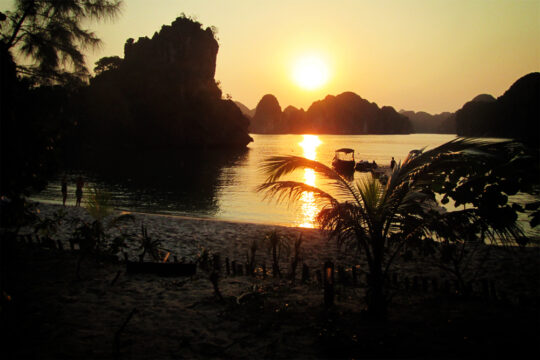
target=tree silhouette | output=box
[258,138,535,320]
[93,55,122,75]
[1,0,122,84]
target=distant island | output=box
[237,72,539,145]
[247,92,412,135]
[75,16,252,157]
[398,110,455,134]
[455,72,540,146]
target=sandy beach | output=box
[2,202,539,359]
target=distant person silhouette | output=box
[390,157,396,169]
[61,176,68,207]
[75,176,84,207]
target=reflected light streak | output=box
[298,135,322,228]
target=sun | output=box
[292,55,329,90]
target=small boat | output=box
[355,160,378,172]
[332,148,355,174]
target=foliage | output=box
[262,230,290,278]
[0,196,38,232]
[1,0,123,84]
[33,207,65,239]
[258,138,536,319]
[245,239,258,276]
[426,140,539,237]
[85,186,113,221]
[138,223,165,262]
[71,187,134,277]
[196,246,223,301]
[93,55,122,75]
[289,234,303,281]
[0,45,75,201]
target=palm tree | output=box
[258,138,528,319]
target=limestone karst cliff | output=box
[80,16,252,152]
[249,92,411,134]
[455,73,539,146]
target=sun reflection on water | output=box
[298,135,322,228]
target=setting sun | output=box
[292,56,329,90]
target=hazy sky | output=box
[2,0,539,113]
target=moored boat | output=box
[332,148,356,174]
[355,160,378,172]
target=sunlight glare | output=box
[298,135,322,228]
[292,56,329,90]
[299,135,322,160]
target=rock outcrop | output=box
[400,110,456,134]
[249,92,411,134]
[455,73,540,146]
[81,16,252,152]
[250,94,282,133]
[234,101,255,118]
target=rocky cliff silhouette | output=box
[400,110,456,134]
[234,101,255,118]
[250,92,411,134]
[455,73,539,146]
[79,16,252,153]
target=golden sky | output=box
[2,0,539,114]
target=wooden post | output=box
[323,261,335,308]
[231,260,237,276]
[262,262,267,279]
[213,253,221,274]
[225,257,230,276]
[237,263,243,276]
[316,270,322,287]
[337,265,345,285]
[57,240,64,251]
[352,266,358,286]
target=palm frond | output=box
[259,155,361,203]
[256,181,337,207]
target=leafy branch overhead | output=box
[1,0,123,84]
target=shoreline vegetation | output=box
[2,201,539,358]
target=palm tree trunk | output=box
[366,236,387,320]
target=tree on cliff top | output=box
[1,0,122,84]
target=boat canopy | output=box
[335,148,355,154]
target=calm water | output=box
[31,133,538,237]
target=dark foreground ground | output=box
[2,241,539,359]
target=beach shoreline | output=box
[3,201,539,359]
